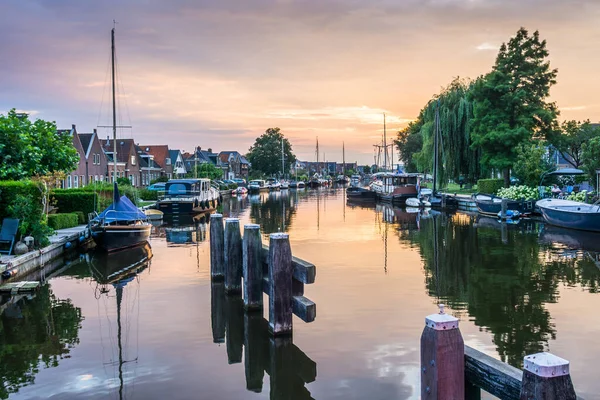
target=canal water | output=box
[2,187,600,399]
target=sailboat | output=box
[89,27,152,251]
[335,143,350,184]
[308,138,323,188]
[280,138,289,189]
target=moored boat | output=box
[370,173,420,205]
[266,178,281,191]
[280,180,289,190]
[346,185,377,202]
[296,181,306,189]
[536,198,600,232]
[248,179,268,193]
[473,193,535,216]
[157,179,221,214]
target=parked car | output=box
[147,183,166,191]
[232,178,246,186]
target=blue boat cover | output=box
[97,194,147,223]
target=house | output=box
[136,146,163,186]
[79,129,109,184]
[138,145,171,179]
[100,138,141,186]
[218,151,250,179]
[183,147,219,174]
[59,124,86,189]
[335,162,358,174]
[169,149,187,178]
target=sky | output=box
[1,0,599,165]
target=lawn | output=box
[441,182,478,195]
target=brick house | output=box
[136,146,163,186]
[100,138,141,186]
[138,145,172,179]
[59,124,86,189]
[218,151,250,179]
[78,129,109,184]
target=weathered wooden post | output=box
[210,282,226,343]
[210,213,225,280]
[500,198,508,220]
[225,295,244,364]
[268,233,293,336]
[224,218,243,294]
[420,304,464,399]
[520,353,576,400]
[243,224,263,311]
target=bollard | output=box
[224,218,243,294]
[210,214,225,280]
[520,352,576,400]
[243,224,263,311]
[420,304,464,399]
[500,198,508,220]
[268,233,293,336]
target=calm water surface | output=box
[2,187,600,399]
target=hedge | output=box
[74,211,85,224]
[477,179,504,195]
[47,213,78,230]
[139,189,158,201]
[51,191,97,222]
[0,180,44,221]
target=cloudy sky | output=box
[1,0,599,164]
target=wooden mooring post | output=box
[420,306,581,400]
[209,221,317,336]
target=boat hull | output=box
[346,187,376,202]
[91,224,152,252]
[538,206,600,232]
[157,199,218,214]
[475,195,535,216]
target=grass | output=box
[441,182,478,195]
[137,200,156,207]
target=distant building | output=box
[183,147,219,173]
[100,138,141,186]
[79,129,109,185]
[169,149,186,178]
[59,124,86,189]
[218,151,250,179]
[138,145,171,179]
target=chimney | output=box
[72,124,76,131]
[93,128,97,134]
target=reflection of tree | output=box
[0,285,83,399]
[250,191,297,234]
[400,214,563,367]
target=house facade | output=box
[79,129,109,184]
[183,147,219,175]
[60,124,87,189]
[100,138,142,186]
[218,151,250,179]
[170,150,187,178]
[138,145,171,179]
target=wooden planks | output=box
[261,245,315,284]
[465,345,522,400]
[0,281,40,294]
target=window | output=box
[81,176,84,186]
[130,175,135,186]
[67,175,72,189]
[168,183,188,195]
[166,158,171,165]
[74,175,79,188]
[95,175,99,182]
[89,175,93,185]
[101,175,104,182]
[131,155,136,165]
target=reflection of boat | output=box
[537,199,600,232]
[232,186,248,195]
[165,221,208,246]
[157,179,221,214]
[473,193,535,216]
[90,185,152,252]
[539,224,600,252]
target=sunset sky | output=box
[1,0,599,164]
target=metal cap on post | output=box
[421,304,464,399]
[520,352,576,400]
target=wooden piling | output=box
[501,198,508,220]
[420,304,464,399]
[520,353,576,400]
[243,224,263,311]
[268,233,293,336]
[209,213,225,280]
[224,218,243,294]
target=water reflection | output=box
[394,211,600,367]
[0,285,83,399]
[249,191,298,235]
[211,282,317,399]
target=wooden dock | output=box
[0,281,40,294]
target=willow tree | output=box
[415,78,481,185]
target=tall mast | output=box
[433,101,439,193]
[281,138,285,179]
[383,113,387,172]
[316,137,319,175]
[342,142,345,176]
[111,28,117,182]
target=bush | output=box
[8,193,52,247]
[150,176,168,184]
[228,183,238,190]
[139,188,158,201]
[51,191,97,222]
[567,190,592,203]
[0,180,43,221]
[47,213,78,230]
[497,185,540,200]
[477,179,504,195]
[74,211,85,224]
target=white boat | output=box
[406,197,431,208]
[248,180,268,193]
[296,181,306,189]
[537,198,600,232]
[280,181,289,190]
[266,178,281,191]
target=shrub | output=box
[74,211,85,224]
[8,193,52,247]
[150,176,168,184]
[227,183,238,190]
[51,191,97,221]
[139,188,158,201]
[47,213,78,230]
[497,185,540,200]
[0,180,43,221]
[477,179,504,195]
[567,190,592,203]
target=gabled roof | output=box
[78,133,93,159]
[100,138,135,164]
[169,149,181,162]
[239,156,250,165]
[138,145,170,169]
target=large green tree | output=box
[547,120,600,169]
[469,28,559,186]
[396,120,423,173]
[0,109,79,180]
[512,142,556,187]
[581,137,600,189]
[246,128,296,177]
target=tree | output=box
[547,120,600,169]
[581,137,600,189]
[362,165,371,174]
[246,128,296,177]
[396,121,423,173]
[512,142,556,187]
[469,28,559,187]
[0,109,79,180]
[188,162,223,180]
